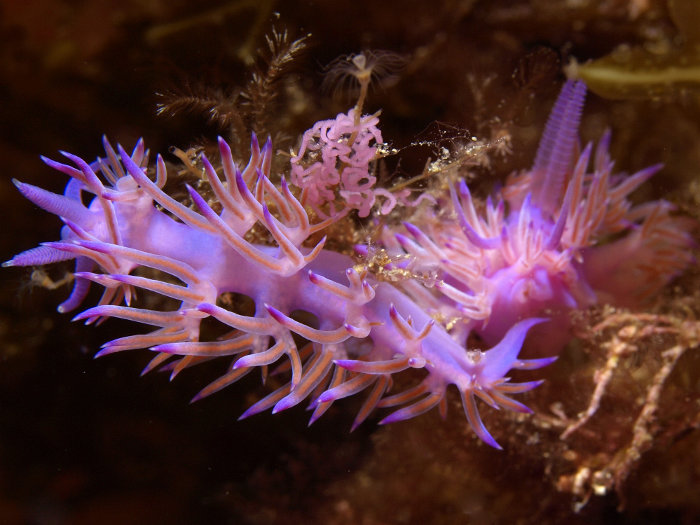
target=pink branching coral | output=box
[5,80,694,449]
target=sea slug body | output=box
[5,80,694,448]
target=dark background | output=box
[1,1,698,524]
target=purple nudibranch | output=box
[5,80,693,448]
